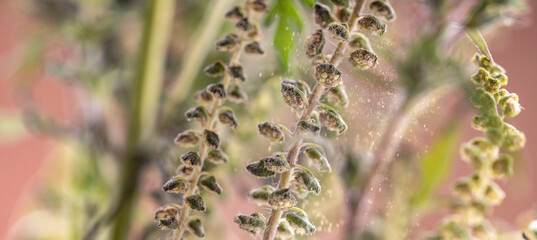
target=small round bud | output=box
[216,34,240,52]
[181,151,201,166]
[154,205,179,222]
[262,154,291,173]
[276,220,295,240]
[228,65,246,82]
[227,84,248,103]
[199,174,223,195]
[349,33,371,50]
[249,185,275,206]
[157,216,179,230]
[491,154,513,178]
[187,218,205,238]
[185,106,209,125]
[281,81,308,111]
[293,168,321,195]
[258,122,286,143]
[335,7,351,22]
[244,41,264,54]
[194,89,214,106]
[225,6,245,21]
[203,129,220,149]
[314,63,342,88]
[162,176,190,193]
[218,108,239,129]
[285,208,316,235]
[357,15,387,36]
[207,83,226,99]
[486,127,504,145]
[305,29,325,58]
[234,212,267,234]
[327,22,349,41]
[484,76,501,93]
[503,123,526,151]
[206,149,228,164]
[203,61,226,77]
[246,160,276,178]
[174,130,200,148]
[236,18,253,31]
[349,49,378,70]
[466,200,487,225]
[440,219,469,239]
[317,105,347,134]
[470,88,496,113]
[452,179,472,199]
[369,0,396,21]
[313,3,335,28]
[268,188,297,210]
[471,67,490,85]
[499,94,521,117]
[472,221,497,240]
[494,88,509,102]
[484,182,505,205]
[185,194,206,211]
[329,0,348,7]
[248,0,269,12]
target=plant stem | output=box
[262,1,366,239]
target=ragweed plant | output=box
[234,0,395,239]
[154,1,268,239]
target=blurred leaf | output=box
[410,123,461,208]
[465,29,492,60]
[301,0,315,7]
[0,111,27,142]
[265,0,305,70]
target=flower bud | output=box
[471,67,489,85]
[349,49,378,70]
[247,23,262,40]
[486,127,504,145]
[248,0,269,12]
[157,216,179,230]
[162,176,190,193]
[440,219,468,239]
[187,218,205,238]
[263,154,291,173]
[503,123,526,151]
[185,194,206,211]
[314,3,335,28]
[484,182,505,205]
[314,63,342,88]
[452,179,472,199]
[297,120,321,136]
[228,65,246,82]
[281,81,308,111]
[234,212,267,234]
[178,165,194,178]
[283,78,311,95]
[461,138,498,169]
[258,122,286,143]
[472,221,497,240]
[218,108,239,129]
[349,33,371,50]
[227,84,248,103]
[335,7,351,22]
[249,185,275,205]
[236,18,253,31]
[494,73,508,86]
[194,89,214,106]
[466,200,487,225]
[207,83,226,99]
[286,208,316,235]
[494,88,509,102]
[470,88,496,113]
[357,15,387,36]
[181,151,201,166]
[499,94,521,117]
[199,174,223,195]
[268,188,297,210]
[225,6,245,21]
[206,149,228,164]
[321,84,349,108]
[491,154,513,178]
[327,22,350,41]
[154,205,179,222]
[216,33,240,52]
[369,0,396,21]
[185,106,209,125]
[469,173,483,192]
[484,76,501,93]
[246,160,276,178]
[317,105,347,134]
[244,41,264,54]
[329,0,348,7]
[302,144,331,172]
[174,130,200,148]
[305,29,325,58]
[203,129,220,149]
[293,168,321,195]
[203,61,226,77]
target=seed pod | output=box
[276,220,295,239]
[268,188,297,210]
[218,108,239,129]
[203,129,220,149]
[199,174,223,195]
[203,61,226,77]
[194,89,214,106]
[302,144,331,172]
[281,81,308,111]
[503,123,526,151]
[297,120,321,136]
[286,208,316,235]
[206,149,229,164]
[349,49,378,70]
[246,160,276,178]
[484,182,505,205]
[174,130,200,148]
[471,67,489,85]
[491,154,513,178]
[327,22,349,41]
[313,3,335,28]
[162,176,190,193]
[305,29,325,58]
[236,18,253,31]
[314,63,342,88]
[263,154,291,173]
[225,6,245,20]
[228,65,246,82]
[185,106,209,125]
[234,212,267,234]
[249,185,275,205]
[207,83,226,99]
[258,122,286,143]
[357,15,387,36]
[335,7,351,22]
[317,105,347,134]
[154,205,179,222]
[187,218,205,238]
[178,165,194,178]
[369,0,396,21]
[293,168,321,195]
[157,216,179,230]
[227,84,248,103]
[185,194,206,211]
[499,93,521,117]
[216,34,240,52]
[244,41,264,54]
[181,151,201,166]
[321,84,349,108]
[349,33,371,50]
[249,0,269,13]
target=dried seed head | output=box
[262,154,291,173]
[216,34,240,52]
[178,165,194,178]
[285,208,316,235]
[207,83,226,99]
[185,106,209,125]
[249,185,275,205]
[199,174,223,194]
[236,18,253,31]
[499,93,521,117]
[228,65,246,82]
[472,68,490,85]
[327,22,350,41]
[258,122,285,143]
[249,0,269,12]
[317,105,347,134]
[180,151,201,166]
[185,194,206,211]
[491,154,513,178]
[225,6,245,20]
[244,41,264,54]
[357,15,387,36]
[187,218,205,238]
[246,160,276,178]
[162,176,190,193]
[227,84,248,103]
[349,33,371,50]
[203,61,226,77]
[174,130,200,148]
[314,63,342,88]
[484,182,505,205]
[335,7,351,22]
[314,3,335,28]
[194,89,214,106]
[321,84,349,108]
[206,149,228,164]
[302,145,331,172]
[268,188,297,210]
[276,220,295,239]
[203,129,220,149]
[305,29,325,58]
[157,216,179,230]
[281,81,308,111]
[369,0,396,21]
[349,49,378,70]
[218,108,239,129]
[293,168,321,195]
[234,212,267,234]
[503,123,526,151]
[297,120,321,136]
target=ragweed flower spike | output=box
[156,2,269,239]
[236,0,395,239]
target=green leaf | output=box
[465,29,493,61]
[301,0,315,7]
[410,123,461,209]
